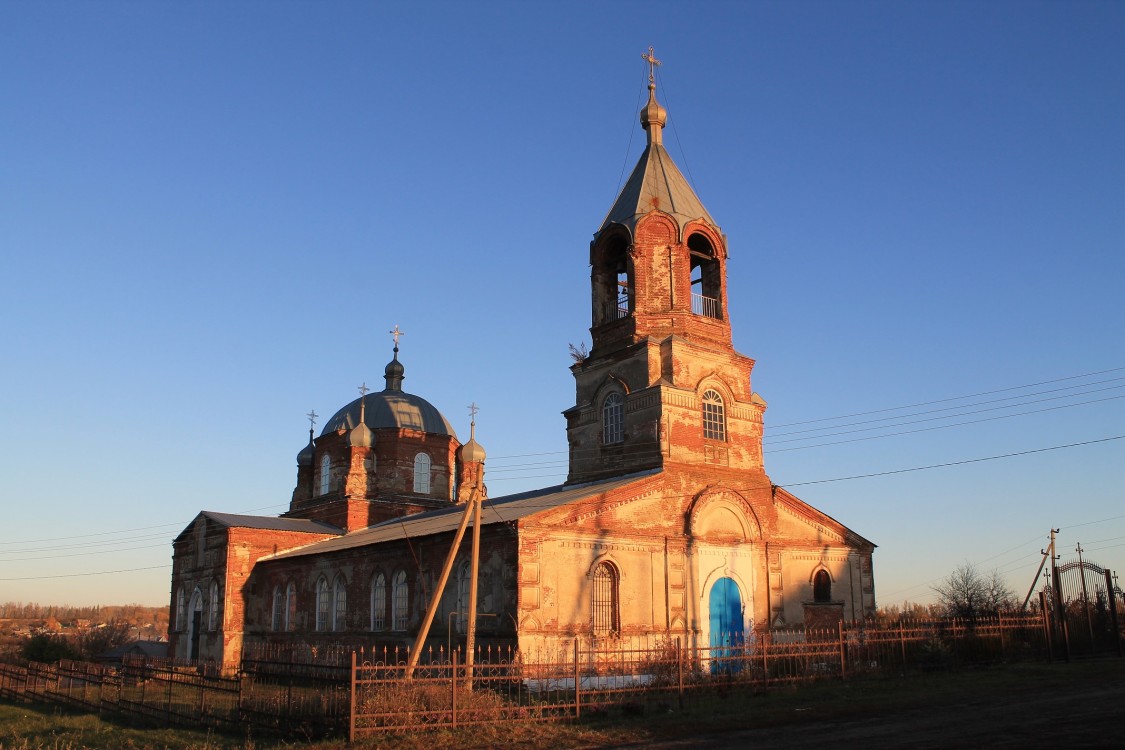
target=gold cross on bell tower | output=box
[642,46,661,86]
[389,325,404,348]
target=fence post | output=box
[676,636,684,707]
[998,613,1006,659]
[349,650,356,743]
[166,670,173,718]
[762,632,769,688]
[573,638,580,720]
[198,678,206,723]
[451,649,458,729]
[1105,569,1122,658]
[899,621,907,673]
[838,621,847,680]
[1039,591,1053,664]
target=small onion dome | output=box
[459,437,486,464]
[348,421,374,448]
[296,439,315,467]
[639,84,667,142]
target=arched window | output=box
[602,392,624,445]
[333,575,347,632]
[814,570,832,603]
[208,580,220,631]
[319,454,332,495]
[688,234,721,319]
[175,587,186,632]
[702,389,726,441]
[593,233,632,324]
[271,586,284,631]
[370,573,386,631]
[315,576,330,632]
[456,561,471,634]
[592,562,619,636]
[413,453,431,494]
[285,582,297,631]
[391,570,409,630]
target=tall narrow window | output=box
[413,453,431,493]
[208,580,220,631]
[319,454,331,495]
[392,570,409,630]
[271,586,284,631]
[602,392,624,445]
[813,570,832,603]
[285,582,297,631]
[456,562,471,633]
[175,587,186,632]
[315,576,330,632]
[333,575,347,632]
[592,562,619,636]
[702,389,726,441]
[371,573,386,631]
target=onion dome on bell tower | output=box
[456,403,487,503]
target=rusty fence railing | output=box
[0,610,1102,741]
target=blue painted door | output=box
[708,577,744,673]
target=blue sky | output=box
[1,1,1122,609]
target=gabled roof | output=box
[174,511,342,542]
[599,142,716,237]
[265,469,660,560]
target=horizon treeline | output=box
[0,602,167,622]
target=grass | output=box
[1,658,1121,749]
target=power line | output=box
[0,565,171,582]
[769,365,1125,429]
[768,395,1124,453]
[766,380,1125,441]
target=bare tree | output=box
[932,562,1016,621]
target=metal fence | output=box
[1,610,1114,742]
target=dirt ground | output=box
[617,663,1125,749]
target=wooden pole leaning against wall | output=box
[464,485,482,689]
[406,485,479,678]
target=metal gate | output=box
[1046,555,1122,656]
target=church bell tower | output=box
[565,50,767,485]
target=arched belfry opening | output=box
[688,233,721,319]
[592,232,632,326]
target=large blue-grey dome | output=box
[321,390,457,438]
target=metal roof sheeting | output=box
[266,470,660,560]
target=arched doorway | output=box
[187,588,203,661]
[708,577,744,673]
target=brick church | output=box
[168,63,876,672]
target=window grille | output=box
[334,576,347,631]
[319,454,331,495]
[175,587,185,632]
[271,586,284,631]
[371,574,386,631]
[413,453,431,493]
[592,562,619,636]
[392,570,409,630]
[208,580,220,631]
[285,583,297,631]
[456,562,471,633]
[702,389,726,441]
[315,576,330,632]
[602,392,624,445]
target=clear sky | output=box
[2,1,1122,610]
